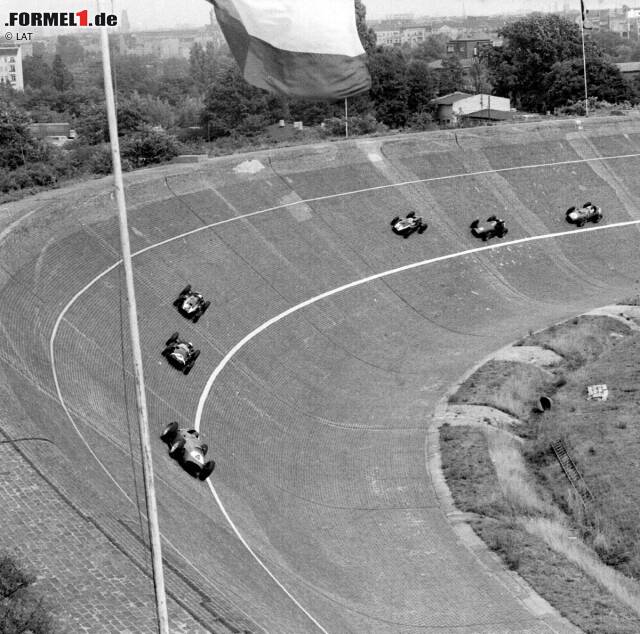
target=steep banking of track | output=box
[1,116,640,632]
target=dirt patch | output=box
[449,359,556,420]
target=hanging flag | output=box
[580,0,586,22]
[207,0,371,100]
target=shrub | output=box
[120,128,181,168]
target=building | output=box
[121,26,223,58]
[446,34,492,59]
[581,6,640,38]
[616,61,640,80]
[370,20,432,47]
[430,91,511,125]
[27,123,76,146]
[0,46,24,91]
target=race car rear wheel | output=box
[199,461,216,481]
[161,422,179,443]
[593,214,602,223]
[577,219,585,227]
[583,202,592,208]
[165,332,179,346]
[169,439,185,459]
[179,285,191,296]
[418,224,427,234]
[406,211,416,219]
[390,216,400,226]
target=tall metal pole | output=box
[99,23,169,634]
[344,98,349,138]
[580,3,589,117]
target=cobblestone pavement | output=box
[0,434,244,634]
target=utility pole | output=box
[99,15,169,634]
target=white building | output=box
[430,92,511,125]
[0,46,24,91]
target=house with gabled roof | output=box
[430,92,511,126]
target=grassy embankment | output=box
[442,313,640,633]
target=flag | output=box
[580,0,592,30]
[207,0,371,100]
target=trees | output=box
[545,56,633,107]
[411,34,448,63]
[488,13,585,111]
[488,12,636,112]
[406,60,438,113]
[369,47,408,127]
[0,97,49,170]
[200,64,274,138]
[438,55,465,95]
[52,54,74,92]
[355,0,377,55]
[22,53,53,90]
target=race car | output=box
[161,332,200,375]
[565,202,603,227]
[160,422,215,481]
[173,285,210,323]
[390,212,428,238]
[470,216,509,241]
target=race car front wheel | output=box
[199,461,216,480]
[161,422,179,443]
[165,332,179,346]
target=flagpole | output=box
[345,98,349,138]
[99,21,169,634]
[580,1,589,116]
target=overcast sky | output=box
[3,0,619,31]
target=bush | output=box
[322,114,383,137]
[406,111,437,131]
[0,553,55,633]
[119,127,181,168]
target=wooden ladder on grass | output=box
[551,440,593,504]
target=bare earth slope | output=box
[1,116,640,632]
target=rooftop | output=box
[616,62,640,73]
[430,91,473,105]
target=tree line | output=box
[2,7,640,200]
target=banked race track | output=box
[2,116,640,633]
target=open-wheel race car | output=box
[173,284,210,323]
[161,332,200,375]
[470,216,509,241]
[565,202,603,227]
[390,212,428,238]
[160,422,215,481]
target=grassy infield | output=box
[442,312,640,633]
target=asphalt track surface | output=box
[2,116,640,633]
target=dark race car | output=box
[565,202,603,227]
[160,422,215,481]
[173,285,210,323]
[390,212,428,238]
[161,332,200,375]
[470,216,509,241]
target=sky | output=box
[1,0,620,31]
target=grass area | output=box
[449,360,556,420]
[516,315,629,370]
[441,313,640,632]
[0,552,57,633]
